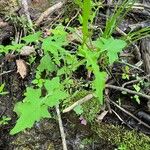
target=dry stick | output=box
[35,1,65,26]
[133,3,150,10]
[63,94,93,113]
[63,84,150,113]
[106,84,150,100]
[21,0,33,29]
[56,105,68,150]
[0,70,14,76]
[110,100,150,129]
[122,74,150,87]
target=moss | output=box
[67,90,101,123]
[92,123,150,150]
[65,90,150,150]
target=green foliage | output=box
[37,54,57,73]
[6,0,148,135]
[22,31,42,44]
[116,143,127,150]
[103,0,135,38]
[82,0,92,43]
[0,116,11,125]
[93,37,127,64]
[10,88,50,135]
[9,19,127,134]
[74,105,83,115]
[122,66,130,80]
[0,84,8,95]
[10,77,68,135]
[0,43,24,53]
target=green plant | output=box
[0,84,8,95]
[5,14,34,33]
[6,0,149,135]
[132,83,141,104]
[9,24,126,135]
[0,116,11,125]
[115,143,127,150]
[122,66,130,80]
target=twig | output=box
[122,74,150,87]
[105,89,112,113]
[0,70,14,76]
[63,83,150,113]
[106,84,150,100]
[63,94,93,113]
[117,60,144,72]
[65,11,80,29]
[35,1,65,26]
[132,3,150,10]
[21,0,33,29]
[56,105,67,150]
[111,109,125,123]
[110,100,150,129]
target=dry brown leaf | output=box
[20,46,36,56]
[16,59,28,79]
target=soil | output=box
[0,0,150,150]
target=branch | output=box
[110,100,150,129]
[56,105,68,150]
[21,0,33,29]
[122,74,150,87]
[106,84,150,100]
[63,94,93,113]
[63,84,150,113]
[35,1,65,26]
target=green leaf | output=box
[44,77,61,93]
[42,26,68,56]
[44,78,68,107]
[133,84,141,92]
[94,37,127,64]
[0,84,5,93]
[78,46,107,104]
[78,45,100,71]
[74,105,83,115]
[93,71,107,104]
[10,88,50,135]
[44,90,68,107]
[82,0,92,43]
[133,95,140,104]
[22,32,41,43]
[44,77,68,107]
[37,54,57,73]
[0,45,4,52]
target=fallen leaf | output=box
[20,46,36,56]
[16,59,28,79]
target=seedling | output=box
[0,116,11,125]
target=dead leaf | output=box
[16,59,28,79]
[20,46,36,56]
